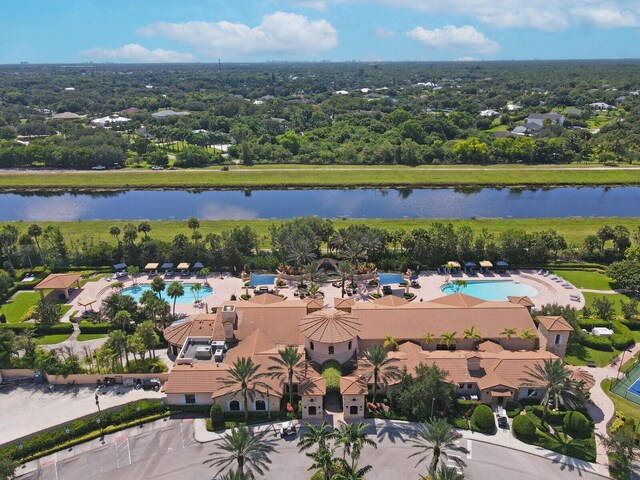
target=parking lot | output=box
[0,384,163,444]
[17,421,607,480]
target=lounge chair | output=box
[563,283,574,289]
[549,275,557,281]
[542,271,549,277]
[570,294,580,302]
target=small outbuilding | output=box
[35,273,82,300]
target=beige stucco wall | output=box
[343,394,365,419]
[301,394,324,419]
[305,337,356,365]
[166,390,281,411]
[538,325,569,358]
[47,373,170,385]
[479,387,515,405]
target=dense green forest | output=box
[0,61,639,168]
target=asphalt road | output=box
[17,421,606,480]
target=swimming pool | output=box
[121,283,213,303]
[441,280,539,301]
[249,274,276,287]
[378,273,405,285]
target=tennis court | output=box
[611,358,640,407]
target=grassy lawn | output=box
[1,164,640,190]
[583,292,639,315]
[0,291,41,323]
[552,270,615,290]
[34,333,72,345]
[77,333,107,341]
[80,273,110,287]
[2,217,639,249]
[620,351,640,374]
[565,343,621,367]
[601,379,640,420]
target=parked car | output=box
[498,416,509,430]
[91,165,106,170]
[151,165,164,170]
[280,421,296,437]
[135,378,161,391]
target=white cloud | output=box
[316,0,640,31]
[80,44,195,63]
[137,12,338,57]
[571,7,638,27]
[374,27,396,38]
[455,56,480,61]
[407,25,499,54]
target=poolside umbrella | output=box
[177,262,190,272]
[193,262,204,270]
[464,261,477,274]
[479,261,493,268]
[161,262,174,271]
[113,262,127,271]
[145,262,159,271]
[495,261,509,268]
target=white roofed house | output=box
[92,115,131,127]
[589,102,615,110]
[480,109,500,117]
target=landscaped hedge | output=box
[512,415,536,438]
[0,400,167,462]
[579,334,613,351]
[505,401,522,418]
[470,404,495,433]
[621,320,640,331]
[578,318,611,329]
[35,323,73,335]
[0,323,37,333]
[321,360,342,393]
[563,411,591,439]
[530,405,568,425]
[210,404,224,429]
[611,321,635,350]
[79,321,111,334]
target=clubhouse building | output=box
[162,293,574,419]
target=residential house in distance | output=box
[480,109,500,117]
[92,115,130,127]
[151,109,191,119]
[162,293,576,418]
[589,102,615,110]
[513,112,565,135]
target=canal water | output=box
[0,187,638,221]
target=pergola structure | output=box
[78,296,97,312]
[35,273,82,300]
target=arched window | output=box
[310,341,314,350]
[254,400,266,411]
[328,345,335,355]
[348,341,352,350]
[229,400,241,411]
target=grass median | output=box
[1,164,640,190]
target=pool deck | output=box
[63,269,583,319]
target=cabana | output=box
[113,262,127,272]
[193,262,204,270]
[145,263,159,276]
[78,296,96,313]
[463,261,477,275]
[177,263,190,276]
[479,260,493,273]
[495,260,509,273]
[35,273,82,300]
[161,263,175,277]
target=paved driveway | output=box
[17,421,607,480]
[0,384,163,445]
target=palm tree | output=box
[331,460,373,480]
[109,225,121,245]
[360,345,400,402]
[206,427,276,479]
[452,279,467,292]
[429,465,466,480]
[334,422,376,470]
[461,326,482,348]
[187,217,200,232]
[110,281,125,292]
[190,283,202,302]
[440,332,458,350]
[113,310,132,331]
[221,357,270,423]
[286,238,316,267]
[167,281,184,316]
[303,261,326,287]
[218,468,251,480]
[382,335,398,351]
[519,328,538,346]
[422,331,435,349]
[127,265,140,285]
[298,422,337,480]
[151,276,165,299]
[336,260,354,298]
[408,418,469,476]
[137,221,151,239]
[268,346,304,407]
[521,359,585,424]
[500,327,517,349]
[27,223,43,264]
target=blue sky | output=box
[2,0,640,63]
